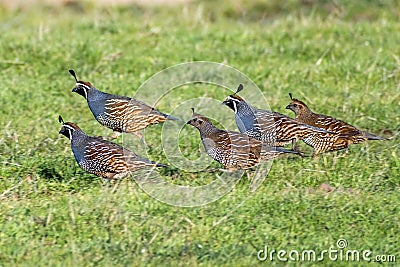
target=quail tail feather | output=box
[165,114,180,121]
[364,132,385,140]
[275,147,301,155]
[154,162,168,168]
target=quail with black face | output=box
[69,69,177,139]
[58,116,165,179]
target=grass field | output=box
[0,0,399,266]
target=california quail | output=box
[222,84,339,155]
[58,116,165,179]
[69,69,177,139]
[186,109,299,171]
[286,93,385,151]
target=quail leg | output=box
[291,138,297,151]
[245,170,251,180]
[312,150,320,159]
[111,131,121,139]
[133,130,148,146]
[291,138,306,157]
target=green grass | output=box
[0,0,399,266]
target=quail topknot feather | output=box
[69,69,177,139]
[286,93,385,152]
[58,116,165,179]
[222,84,343,156]
[186,109,299,171]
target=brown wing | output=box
[82,138,154,178]
[313,113,362,137]
[81,139,130,178]
[313,113,373,146]
[207,131,262,169]
[254,109,328,145]
[104,98,169,133]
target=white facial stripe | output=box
[232,101,237,113]
[63,124,75,131]
[229,97,239,114]
[62,124,75,140]
[67,129,73,140]
[77,83,89,99]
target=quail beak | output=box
[285,105,291,109]
[222,100,228,106]
[71,86,78,93]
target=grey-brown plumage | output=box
[69,70,177,139]
[222,84,340,155]
[186,109,299,171]
[58,116,165,179]
[286,94,385,153]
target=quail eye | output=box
[293,104,297,107]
